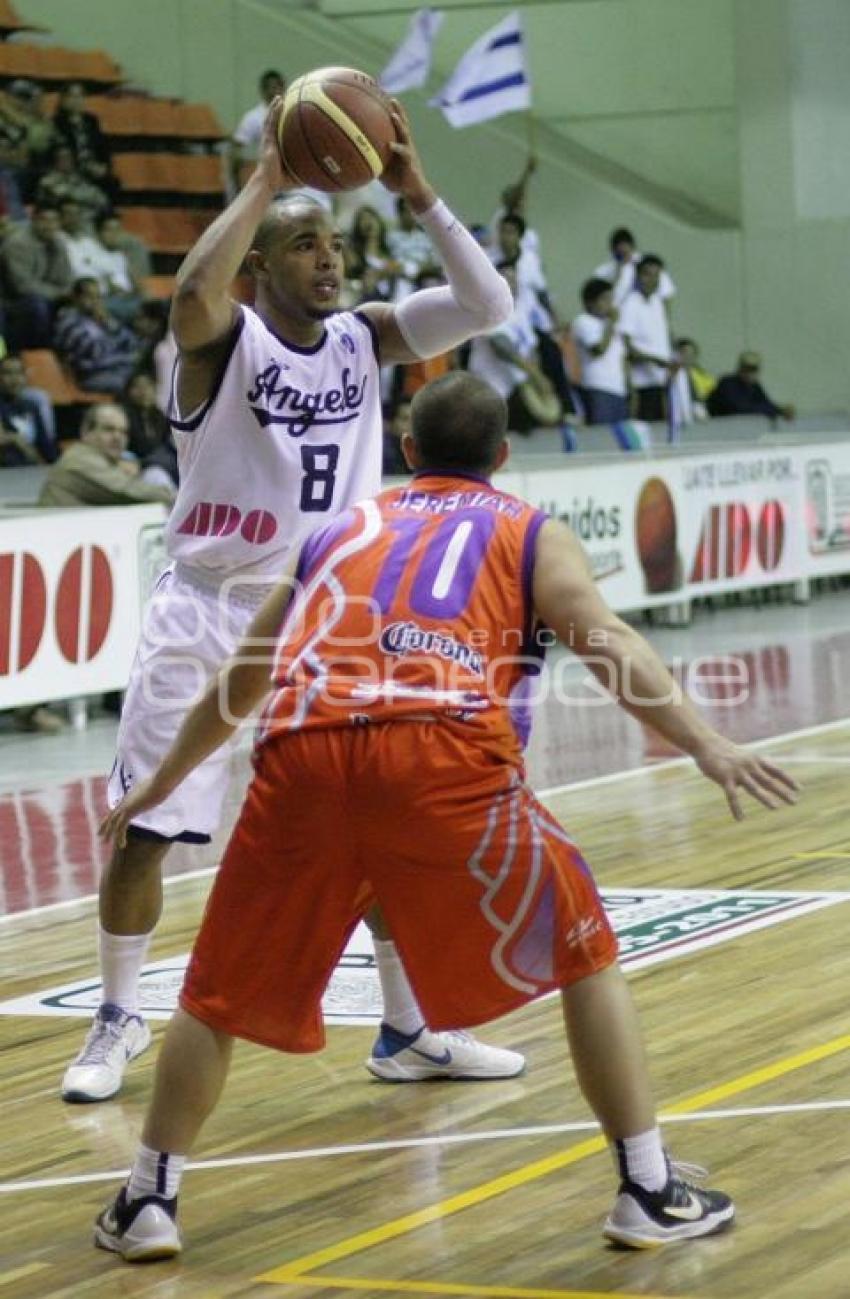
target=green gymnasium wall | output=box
[16,0,850,414]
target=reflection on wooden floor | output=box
[1,724,849,1299]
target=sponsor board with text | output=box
[2,887,845,1025]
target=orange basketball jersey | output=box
[260,472,548,764]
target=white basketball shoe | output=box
[95,1187,181,1262]
[62,1003,151,1103]
[366,1024,525,1081]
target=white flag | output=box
[430,10,531,128]
[379,8,444,94]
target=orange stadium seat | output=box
[21,350,113,406]
[140,274,176,299]
[0,43,122,84]
[59,94,226,141]
[118,206,217,255]
[0,0,46,37]
[113,153,224,196]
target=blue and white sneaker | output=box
[366,1023,525,1082]
[94,1186,181,1262]
[62,1003,151,1103]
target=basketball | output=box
[277,66,397,192]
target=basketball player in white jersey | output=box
[62,97,523,1102]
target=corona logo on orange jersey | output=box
[690,499,786,582]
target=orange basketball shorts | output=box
[180,720,618,1052]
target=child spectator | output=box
[572,278,629,424]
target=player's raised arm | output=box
[100,562,297,848]
[360,99,513,365]
[170,97,293,357]
[531,518,800,821]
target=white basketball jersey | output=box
[166,305,383,579]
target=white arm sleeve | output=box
[393,199,513,359]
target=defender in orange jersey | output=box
[96,372,798,1261]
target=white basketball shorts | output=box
[107,564,268,841]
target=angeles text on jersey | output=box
[246,361,368,436]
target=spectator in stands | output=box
[386,196,438,300]
[230,69,285,191]
[496,214,575,419]
[382,399,412,477]
[37,146,110,228]
[90,213,143,324]
[52,81,115,197]
[619,255,678,422]
[468,265,561,435]
[38,402,174,508]
[707,351,795,422]
[675,337,716,420]
[489,154,540,256]
[122,372,177,489]
[0,87,28,220]
[346,206,400,302]
[54,277,141,395]
[56,197,110,279]
[572,278,628,424]
[0,202,73,348]
[594,227,676,310]
[5,79,55,200]
[0,353,57,467]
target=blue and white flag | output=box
[379,8,444,94]
[430,10,531,128]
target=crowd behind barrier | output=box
[0,42,846,731]
[4,422,850,718]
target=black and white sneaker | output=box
[603,1159,734,1248]
[94,1186,181,1262]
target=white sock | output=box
[614,1128,668,1192]
[127,1142,186,1202]
[373,939,425,1036]
[99,926,152,1015]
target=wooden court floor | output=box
[1,723,849,1299]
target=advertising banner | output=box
[518,447,806,612]
[802,442,850,575]
[0,504,166,710]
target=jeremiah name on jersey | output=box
[165,305,383,580]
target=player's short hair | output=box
[410,372,507,474]
[637,253,664,272]
[260,69,284,88]
[251,196,331,255]
[581,276,613,308]
[610,226,635,250]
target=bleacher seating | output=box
[112,152,224,197]
[0,0,45,38]
[42,92,226,144]
[118,206,218,256]
[21,349,114,408]
[0,43,122,86]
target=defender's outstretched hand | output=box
[380,99,435,211]
[692,737,800,821]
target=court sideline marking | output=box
[256,1029,850,1285]
[2,716,848,929]
[1,1097,850,1196]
